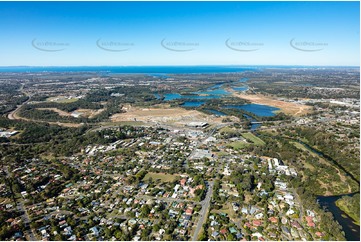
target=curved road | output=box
[8,84,31,120]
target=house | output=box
[180,179,187,186]
[306,210,315,217]
[210,220,219,227]
[90,227,99,237]
[232,202,240,211]
[241,207,248,214]
[252,232,263,238]
[211,231,219,238]
[236,233,243,239]
[291,221,302,230]
[252,220,262,227]
[185,208,193,216]
[286,209,295,215]
[281,226,290,234]
[229,227,238,234]
[268,217,278,223]
[306,216,315,227]
[220,229,227,235]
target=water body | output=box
[194,87,230,96]
[232,86,248,92]
[285,138,360,240]
[243,114,262,130]
[0,66,253,74]
[225,104,279,117]
[149,73,169,79]
[163,93,221,101]
[210,83,224,89]
[238,78,249,83]
[317,194,360,241]
[181,101,205,107]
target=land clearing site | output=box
[111,104,226,126]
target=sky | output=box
[0,1,359,66]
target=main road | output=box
[192,181,214,241]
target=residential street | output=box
[192,181,214,241]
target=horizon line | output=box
[0,65,359,68]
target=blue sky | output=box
[0,1,359,66]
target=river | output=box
[282,138,360,241]
[317,194,360,241]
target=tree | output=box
[227,233,236,241]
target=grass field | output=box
[336,199,360,225]
[242,132,265,145]
[46,96,79,103]
[143,172,178,182]
[219,127,237,134]
[229,141,249,149]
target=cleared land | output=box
[77,108,104,118]
[229,89,312,116]
[143,172,178,182]
[37,108,72,116]
[242,132,265,145]
[46,96,79,103]
[111,105,223,125]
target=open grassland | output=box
[46,96,79,103]
[242,132,265,145]
[228,141,249,149]
[336,199,360,225]
[143,172,178,183]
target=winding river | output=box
[282,138,360,240]
[317,194,360,241]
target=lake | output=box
[163,93,221,101]
[194,87,231,96]
[232,86,248,92]
[224,104,279,117]
[181,101,205,107]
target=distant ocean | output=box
[0,65,355,74]
[0,66,255,74]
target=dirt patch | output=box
[77,108,105,118]
[229,90,313,116]
[37,108,72,116]
[111,105,224,126]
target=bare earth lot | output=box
[111,105,224,126]
[37,108,104,118]
[37,108,72,116]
